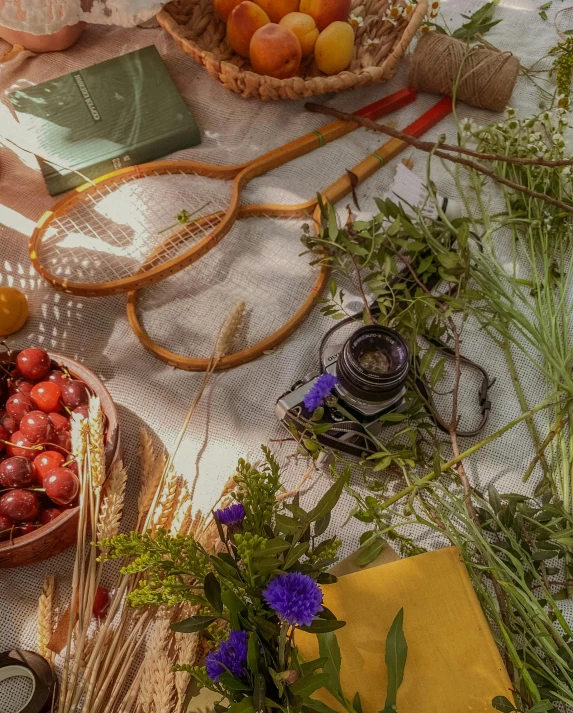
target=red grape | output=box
[16,348,51,381]
[48,412,70,432]
[92,586,111,619]
[40,507,63,525]
[47,370,69,387]
[0,489,40,521]
[20,411,53,445]
[74,405,90,420]
[44,467,79,505]
[8,377,34,397]
[33,451,65,485]
[6,431,40,461]
[51,430,72,457]
[0,514,14,540]
[0,410,17,435]
[18,521,37,536]
[0,457,35,488]
[61,380,89,409]
[31,381,62,413]
[6,393,34,424]
[67,460,79,476]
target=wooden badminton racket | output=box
[126,97,453,371]
[29,88,416,297]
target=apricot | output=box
[314,21,354,75]
[279,12,318,56]
[299,0,350,30]
[0,288,28,337]
[212,0,243,21]
[227,1,270,58]
[249,23,302,79]
[253,0,299,22]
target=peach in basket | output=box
[157,0,428,100]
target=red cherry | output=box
[40,507,63,525]
[44,467,80,506]
[0,489,40,521]
[18,521,37,536]
[0,457,35,488]
[0,425,8,451]
[48,412,70,432]
[16,348,51,381]
[8,377,35,397]
[74,405,89,420]
[61,380,90,409]
[92,586,111,619]
[0,410,18,435]
[31,381,62,413]
[47,370,70,387]
[67,460,79,476]
[51,430,72,457]
[6,393,34,424]
[20,411,53,445]
[33,451,65,486]
[0,514,14,540]
[6,431,41,461]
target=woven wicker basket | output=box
[157,0,427,100]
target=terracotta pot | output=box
[0,350,120,568]
[0,22,86,52]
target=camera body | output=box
[276,326,410,461]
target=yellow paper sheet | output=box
[298,546,512,713]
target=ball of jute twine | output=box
[409,32,519,113]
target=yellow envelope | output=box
[298,546,512,713]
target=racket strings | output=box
[36,171,233,284]
[133,214,319,360]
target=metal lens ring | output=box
[336,326,410,403]
[0,650,56,713]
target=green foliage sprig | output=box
[100,449,409,713]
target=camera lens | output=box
[336,326,410,403]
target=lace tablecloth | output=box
[0,2,567,710]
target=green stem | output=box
[278,621,289,671]
[378,395,564,512]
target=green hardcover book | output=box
[9,45,201,196]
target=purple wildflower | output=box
[216,503,246,527]
[205,630,248,682]
[263,572,323,627]
[303,373,338,413]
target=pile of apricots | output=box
[214,0,355,78]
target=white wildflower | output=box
[504,107,516,119]
[384,4,404,23]
[364,37,380,48]
[348,12,363,28]
[563,165,572,176]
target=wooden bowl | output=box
[0,351,120,568]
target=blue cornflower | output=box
[303,373,338,413]
[263,572,323,627]
[216,503,246,527]
[205,630,248,682]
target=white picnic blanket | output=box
[0,2,568,710]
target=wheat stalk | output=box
[215,300,246,358]
[88,395,106,490]
[174,629,200,706]
[37,575,55,661]
[153,467,182,532]
[154,652,177,713]
[97,461,128,541]
[137,613,173,712]
[138,450,166,531]
[170,485,192,535]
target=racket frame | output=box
[29,89,416,296]
[126,97,454,371]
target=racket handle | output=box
[321,97,453,205]
[354,87,417,121]
[241,88,417,183]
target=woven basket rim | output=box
[157,0,428,98]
